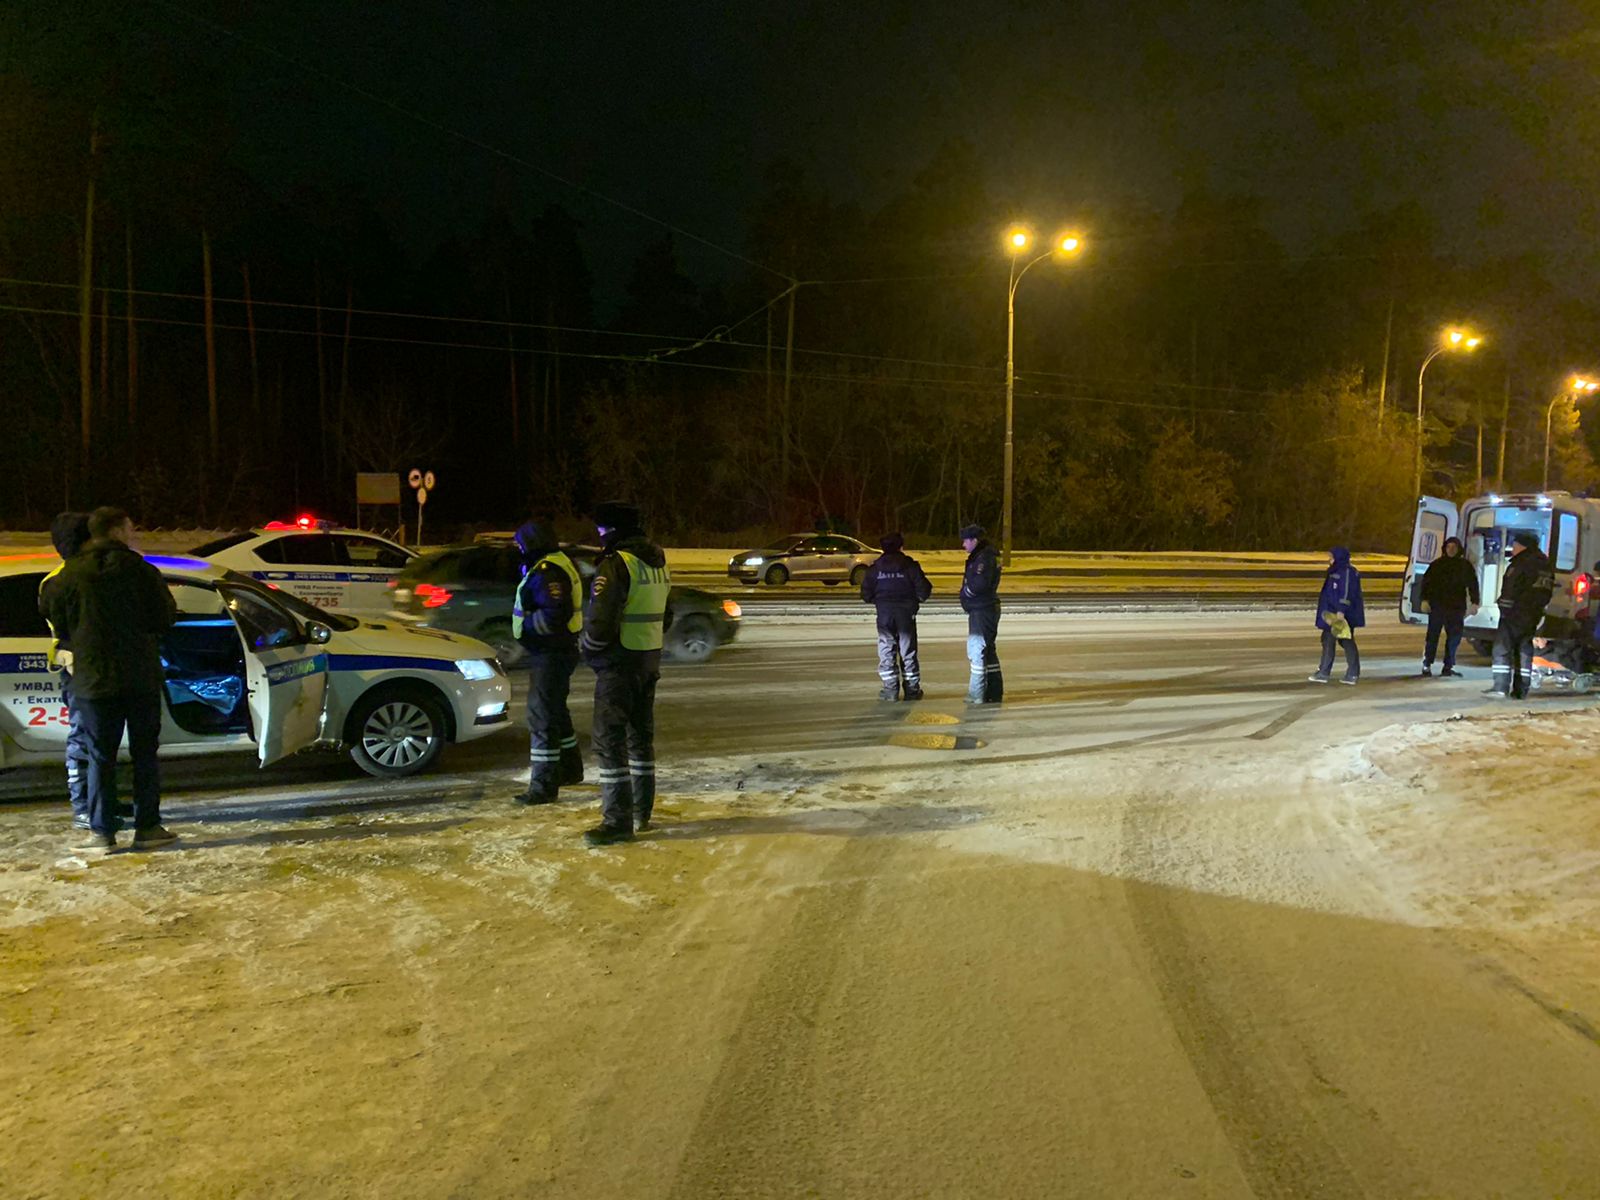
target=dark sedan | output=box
[727,533,878,586]
[389,541,740,667]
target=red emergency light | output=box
[263,514,326,532]
[1575,573,1591,601]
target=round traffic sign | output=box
[416,486,429,506]
[408,468,422,488]
[423,471,436,490]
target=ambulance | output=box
[1399,491,1599,658]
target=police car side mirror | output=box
[306,621,333,645]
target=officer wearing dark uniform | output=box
[960,524,1003,703]
[510,519,584,805]
[580,502,671,846]
[1488,531,1554,700]
[42,506,177,854]
[38,512,93,829]
[860,532,932,701]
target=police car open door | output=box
[1399,495,1459,624]
[219,583,328,766]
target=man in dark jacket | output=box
[1418,536,1480,677]
[510,518,584,806]
[1309,546,1364,684]
[38,512,93,829]
[580,501,671,846]
[41,507,177,853]
[860,532,933,701]
[1488,531,1554,700]
[959,524,1003,703]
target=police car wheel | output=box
[763,563,789,586]
[849,565,866,587]
[667,615,716,663]
[349,689,446,777]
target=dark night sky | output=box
[101,0,1600,299]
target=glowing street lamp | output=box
[1002,225,1084,566]
[1414,327,1483,498]
[1544,375,1600,490]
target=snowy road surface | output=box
[6,611,1600,1197]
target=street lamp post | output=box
[1414,328,1482,499]
[1002,227,1082,567]
[1544,376,1598,490]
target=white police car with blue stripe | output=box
[0,555,511,779]
[192,518,415,615]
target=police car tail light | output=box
[414,583,452,609]
[722,599,742,619]
[1575,573,1591,600]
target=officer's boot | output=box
[879,684,900,701]
[902,677,924,702]
[631,759,657,832]
[559,736,585,786]
[586,772,635,845]
[514,745,561,805]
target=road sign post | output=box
[409,467,435,546]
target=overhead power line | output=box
[0,299,1254,416]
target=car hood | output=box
[334,618,496,660]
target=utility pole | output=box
[202,229,219,462]
[78,119,101,474]
[781,281,796,507]
[1377,292,1394,432]
[1496,367,1511,490]
[125,224,138,425]
[242,263,260,421]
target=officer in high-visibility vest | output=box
[579,501,671,845]
[510,518,585,805]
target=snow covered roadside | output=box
[1316,709,1600,1024]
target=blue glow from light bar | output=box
[145,554,214,571]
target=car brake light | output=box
[386,579,398,590]
[1575,574,1591,600]
[414,583,452,609]
[722,599,742,619]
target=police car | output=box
[192,517,415,614]
[0,555,511,779]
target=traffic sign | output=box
[416,486,429,507]
[408,468,422,488]
[423,471,436,490]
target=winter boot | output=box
[583,822,635,847]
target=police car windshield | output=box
[222,570,359,631]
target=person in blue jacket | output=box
[1309,546,1364,685]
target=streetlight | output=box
[1414,327,1483,498]
[1002,225,1083,567]
[1544,375,1599,490]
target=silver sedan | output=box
[727,534,878,587]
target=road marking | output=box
[887,732,986,751]
[902,711,960,726]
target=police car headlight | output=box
[745,556,764,566]
[455,658,498,681]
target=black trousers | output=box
[61,671,90,821]
[1492,620,1536,697]
[875,604,920,693]
[525,644,580,797]
[77,690,162,835]
[591,651,661,829]
[1423,608,1466,669]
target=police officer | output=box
[579,501,671,845]
[509,518,584,805]
[1488,530,1554,700]
[860,532,932,700]
[38,512,93,829]
[959,524,1003,703]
